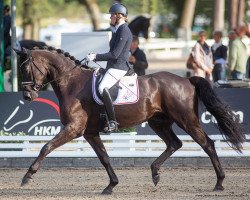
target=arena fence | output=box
[0,134,250,158]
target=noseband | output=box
[20,51,46,91]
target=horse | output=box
[97,15,151,39]
[14,46,245,194]
[128,15,151,39]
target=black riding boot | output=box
[102,87,118,132]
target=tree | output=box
[178,0,197,40]
[78,0,101,31]
[229,0,246,30]
[213,0,225,31]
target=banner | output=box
[0,89,249,136]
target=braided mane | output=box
[33,46,84,67]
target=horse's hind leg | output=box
[84,134,118,195]
[21,124,83,186]
[148,115,182,186]
[182,122,225,191]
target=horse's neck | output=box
[48,64,91,99]
[47,55,72,81]
[43,52,92,100]
[129,18,145,34]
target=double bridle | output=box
[20,51,86,91]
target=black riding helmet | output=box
[109,3,128,16]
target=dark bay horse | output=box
[128,15,151,39]
[14,46,245,194]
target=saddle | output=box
[92,68,139,105]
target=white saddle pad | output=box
[92,70,139,105]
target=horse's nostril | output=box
[23,91,32,101]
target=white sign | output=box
[61,32,111,68]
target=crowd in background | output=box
[189,25,250,83]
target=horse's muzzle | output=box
[23,90,38,101]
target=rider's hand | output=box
[129,55,136,64]
[86,53,96,62]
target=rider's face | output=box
[110,13,117,25]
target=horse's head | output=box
[129,16,151,39]
[13,48,48,101]
[140,17,151,39]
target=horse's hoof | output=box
[21,176,32,187]
[101,188,112,195]
[213,185,224,191]
[152,174,160,186]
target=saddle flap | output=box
[92,70,139,105]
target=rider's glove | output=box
[86,53,96,62]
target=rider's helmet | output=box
[109,3,128,17]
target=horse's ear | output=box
[22,47,31,55]
[13,47,24,56]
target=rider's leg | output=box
[98,68,127,132]
[102,87,118,132]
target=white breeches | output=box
[98,68,127,95]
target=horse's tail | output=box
[189,76,246,153]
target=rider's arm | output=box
[95,26,129,61]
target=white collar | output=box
[212,41,222,52]
[115,21,125,32]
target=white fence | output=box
[0,134,250,158]
[139,37,250,59]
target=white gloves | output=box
[86,53,96,62]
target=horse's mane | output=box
[129,15,149,24]
[32,46,87,68]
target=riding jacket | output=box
[95,23,133,71]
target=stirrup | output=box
[103,120,119,133]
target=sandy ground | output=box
[0,167,249,200]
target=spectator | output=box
[129,35,148,76]
[228,25,248,79]
[3,5,11,53]
[211,30,227,82]
[192,30,213,81]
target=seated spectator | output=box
[129,36,148,76]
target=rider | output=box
[85,3,133,132]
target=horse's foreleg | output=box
[84,135,118,195]
[148,118,182,186]
[21,124,83,186]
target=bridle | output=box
[20,50,46,91]
[20,50,86,91]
